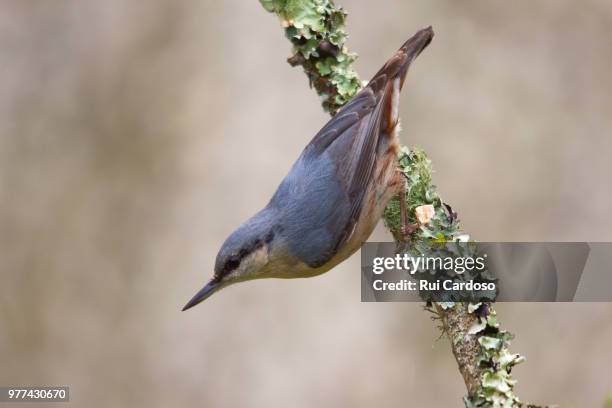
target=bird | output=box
[183,27,434,311]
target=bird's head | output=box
[182,211,276,310]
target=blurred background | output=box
[1,1,611,406]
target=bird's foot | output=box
[400,221,419,241]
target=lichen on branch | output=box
[437,302,527,407]
[383,147,461,244]
[392,148,526,406]
[260,0,362,114]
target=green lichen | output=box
[468,303,483,313]
[437,301,456,310]
[383,147,525,405]
[465,305,525,408]
[383,147,461,243]
[259,0,362,114]
[386,147,524,406]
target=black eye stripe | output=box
[223,256,240,273]
[218,234,270,278]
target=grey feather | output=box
[267,83,391,268]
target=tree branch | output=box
[260,0,361,115]
[259,1,533,406]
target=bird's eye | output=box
[225,256,240,272]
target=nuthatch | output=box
[183,27,434,310]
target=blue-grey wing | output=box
[267,32,431,268]
[270,78,393,268]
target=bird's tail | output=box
[359,26,433,136]
[368,26,434,90]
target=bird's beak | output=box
[182,278,222,311]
